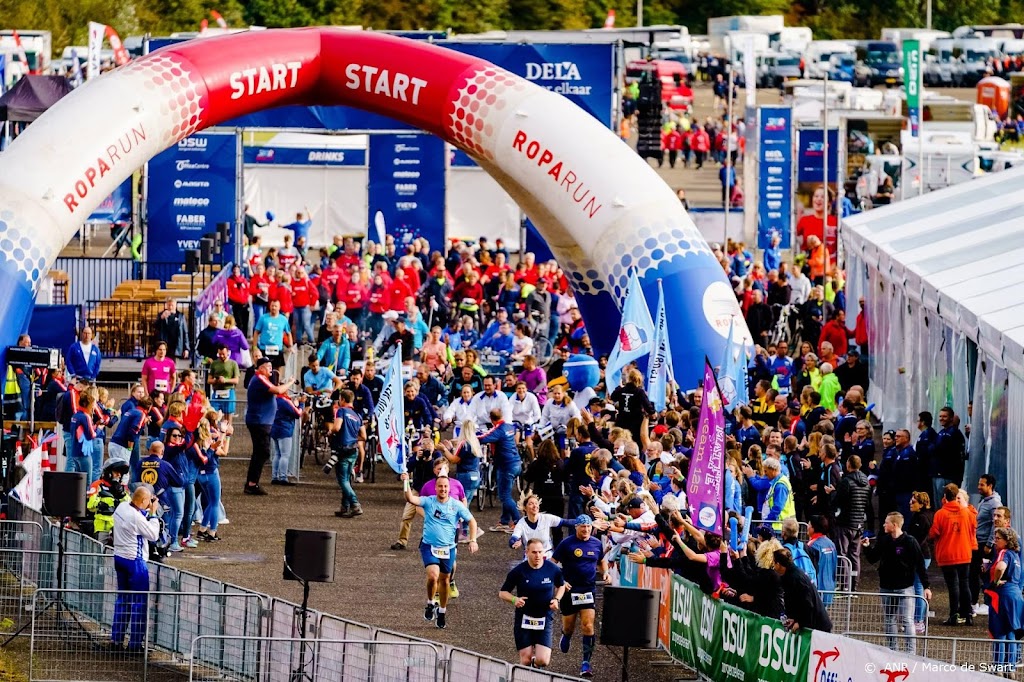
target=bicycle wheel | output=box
[475,466,485,512]
[366,435,378,483]
[312,426,329,466]
[533,337,554,363]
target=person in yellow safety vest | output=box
[87,459,131,543]
[741,456,795,525]
[2,365,21,421]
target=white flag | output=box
[87,22,104,81]
[374,347,406,474]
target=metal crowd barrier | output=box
[820,589,930,641]
[189,636,442,682]
[847,632,1022,679]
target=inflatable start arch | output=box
[0,28,751,386]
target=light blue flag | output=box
[719,319,748,407]
[69,49,83,88]
[374,345,406,473]
[606,270,655,391]
[647,280,674,410]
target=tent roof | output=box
[842,165,1024,375]
[0,75,73,123]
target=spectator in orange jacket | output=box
[806,235,830,285]
[929,483,979,626]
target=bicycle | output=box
[300,394,333,466]
[363,417,379,483]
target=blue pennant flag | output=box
[719,319,748,407]
[374,346,406,473]
[647,280,674,410]
[606,270,655,390]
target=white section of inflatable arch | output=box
[0,28,750,384]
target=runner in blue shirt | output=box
[551,515,608,678]
[400,471,479,630]
[253,300,290,369]
[499,538,566,668]
[303,356,339,395]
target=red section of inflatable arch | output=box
[153,28,493,144]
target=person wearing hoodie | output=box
[818,363,842,413]
[929,483,978,625]
[835,454,871,591]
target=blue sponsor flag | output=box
[374,346,406,473]
[719,320,748,407]
[606,270,655,391]
[647,279,674,411]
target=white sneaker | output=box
[219,518,230,525]
[974,604,989,616]
[356,474,364,483]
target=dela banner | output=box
[669,574,810,682]
[147,132,238,270]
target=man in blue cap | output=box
[551,514,608,678]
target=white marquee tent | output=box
[841,165,1024,510]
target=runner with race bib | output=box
[499,538,565,669]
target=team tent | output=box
[841,165,1024,512]
[0,75,73,123]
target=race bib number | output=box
[570,592,594,606]
[521,615,545,630]
[265,345,280,356]
[213,389,231,400]
[154,379,169,392]
[430,546,451,559]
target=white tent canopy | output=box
[841,165,1024,512]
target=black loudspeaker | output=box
[200,238,215,264]
[42,471,87,519]
[184,249,201,274]
[216,221,231,243]
[600,586,660,649]
[283,529,337,583]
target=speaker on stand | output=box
[4,472,88,644]
[600,586,660,682]
[283,529,337,682]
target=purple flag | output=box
[686,360,726,536]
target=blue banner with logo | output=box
[367,133,445,250]
[146,132,238,275]
[796,128,840,184]
[242,146,367,166]
[87,178,132,224]
[757,106,793,249]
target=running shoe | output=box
[580,661,592,678]
[182,536,199,549]
[448,582,459,599]
[356,474,364,483]
[488,524,508,532]
[559,634,571,653]
[424,602,436,622]
[435,610,447,629]
[169,544,184,553]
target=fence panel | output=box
[316,613,374,679]
[52,257,135,307]
[821,590,929,641]
[510,665,591,682]
[846,632,1019,678]
[447,646,512,682]
[29,589,265,682]
[834,555,853,593]
[189,637,440,682]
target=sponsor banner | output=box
[796,128,840,184]
[904,39,921,138]
[807,630,995,682]
[242,146,366,166]
[87,22,104,81]
[146,132,237,272]
[367,133,445,249]
[757,106,793,249]
[671,574,811,682]
[86,178,132,224]
[686,360,726,534]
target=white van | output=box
[805,40,856,79]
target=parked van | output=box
[805,40,856,79]
[952,37,1002,86]
[855,41,903,86]
[757,51,802,88]
[625,60,694,110]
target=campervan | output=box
[769,27,812,54]
[952,37,1002,86]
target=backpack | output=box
[55,389,71,427]
[786,540,817,585]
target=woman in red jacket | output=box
[367,273,390,339]
[226,265,250,335]
[929,483,979,625]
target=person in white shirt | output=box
[471,375,512,425]
[789,267,812,306]
[443,385,478,437]
[510,382,542,428]
[541,384,580,436]
[511,325,534,363]
[110,487,162,653]
[510,495,584,558]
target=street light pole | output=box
[636,0,643,27]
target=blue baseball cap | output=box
[574,514,593,526]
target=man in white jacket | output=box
[110,487,162,653]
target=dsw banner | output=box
[669,574,810,682]
[146,132,238,272]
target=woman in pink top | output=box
[419,327,448,373]
[141,342,177,394]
